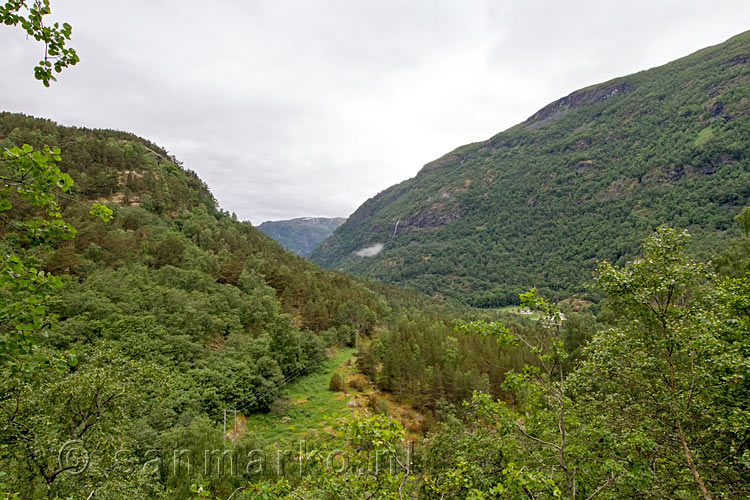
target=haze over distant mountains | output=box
[312,31,750,305]
[258,217,347,257]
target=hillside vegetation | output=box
[312,31,750,305]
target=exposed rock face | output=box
[569,160,596,173]
[723,54,749,66]
[418,153,466,176]
[709,100,725,117]
[524,82,629,129]
[406,205,464,229]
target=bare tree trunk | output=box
[676,420,712,500]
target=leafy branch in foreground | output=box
[454,290,616,500]
[572,226,749,499]
[444,225,750,499]
[0,144,112,374]
[0,0,79,86]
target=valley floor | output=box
[243,347,423,444]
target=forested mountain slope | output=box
[312,31,750,305]
[0,111,420,496]
[258,216,346,256]
[0,111,384,333]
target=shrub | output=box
[348,376,367,392]
[269,398,292,415]
[329,373,345,392]
[368,395,389,416]
[335,325,357,347]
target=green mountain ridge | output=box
[258,216,346,256]
[311,31,750,305]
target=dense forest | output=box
[312,31,750,306]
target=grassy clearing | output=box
[695,125,714,146]
[244,347,357,443]
[242,346,426,445]
[496,305,543,320]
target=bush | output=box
[318,327,337,347]
[368,395,389,416]
[348,376,367,392]
[335,325,357,347]
[329,373,345,392]
[269,398,292,415]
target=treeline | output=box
[356,298,596,418]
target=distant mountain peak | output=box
[258,217,346,257]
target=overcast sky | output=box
[1,1,748,223]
